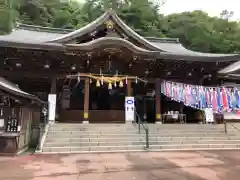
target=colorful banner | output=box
[161,80,240,113]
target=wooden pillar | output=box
[50,75,57,94]
[155,79,162,123]
[127,80,132,96]
[180,103,184,114]
[83,78,90,123]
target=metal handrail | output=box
[135,111,149,149]
[224,121,240,134]
[36,104,49,151]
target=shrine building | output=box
[0,10,240,124]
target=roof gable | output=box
[46,10,161,50]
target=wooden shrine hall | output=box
[0,10,240,123]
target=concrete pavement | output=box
[1,150,240,180]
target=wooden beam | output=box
[0,69,69,79]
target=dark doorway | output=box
[135,96,155,123]
[89,83,125,110]
[145,98,155,123]
[69,81,84,110]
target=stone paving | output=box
[1,150,240,180]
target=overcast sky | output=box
[160,0,240,20]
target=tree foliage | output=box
[1,0,240,53]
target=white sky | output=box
[160,0,240,20]
[75,0,240,21]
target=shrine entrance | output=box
[90,83,125,111]
[62,72,147,123]
[57,42,161,123]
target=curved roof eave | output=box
[218,61,240,74]
[110,12,161,51]
[151,41,240,59]
[65,37,160,56]
[220,73,240,80]
[0,28,64,43]
[159,52,240,62]
[47,12,110,43]
[0,40,64,51]
[0,77,44,105]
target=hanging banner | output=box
[204,108,214,123]
[161,80,240,113]
[125,96,135,122]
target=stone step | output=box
[44,141,144,147]
[53,123,223,126]
[52,124,134,127]
[42,145,145,153]
[49,125,136,129]
[48,130,139,133]
[43,139,240,147]
[150,140,240,145]
[44,136,240,143]
[46,132,230,137]
[150,143,240,150]
[49,127,228,133]
[42,143,240,153]
[47,131,227,136]
[50,126,225,130]
[48,127,225,131]
[51,124,225,129]
[46,135,235,142]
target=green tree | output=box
[163,10,240,53]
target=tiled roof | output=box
[0,77,44,104]
[0,11,239,61]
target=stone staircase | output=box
[146,124,240,150]
[42,123,145,153]
[41,123,240,153]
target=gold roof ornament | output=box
[105,20,114,30]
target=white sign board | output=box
[204,108,214,123]
[48,94,57,122]
[125,96,135,122]
[0,119,4,127]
